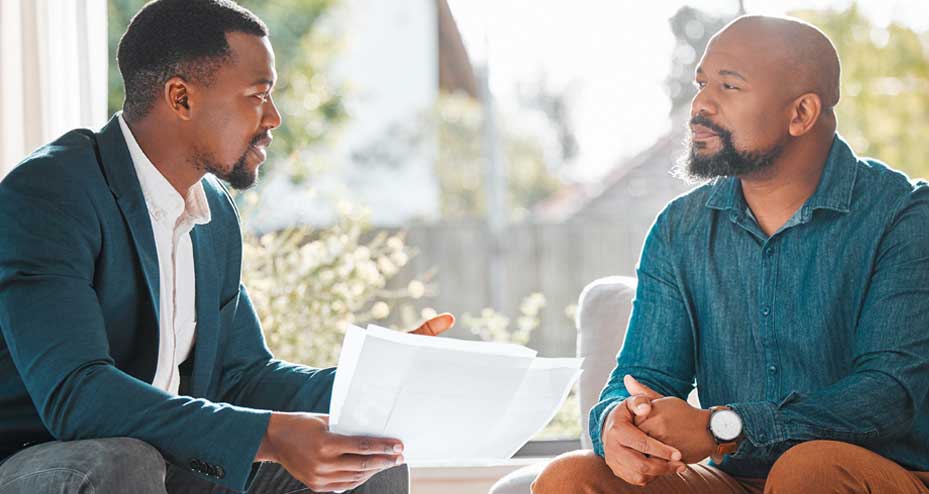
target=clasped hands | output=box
[600,375,718,486]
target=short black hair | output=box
[117,0,268,121]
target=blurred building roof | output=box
[436,0,478,98]
[533,109,693,226]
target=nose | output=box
[263,94,283,130]
[691,88,717,120]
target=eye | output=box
[722,83,740,91]
[253,92,270,103]
[693,80,707,89]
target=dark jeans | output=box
[0,438,409,494]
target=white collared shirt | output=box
[117,113,211,395]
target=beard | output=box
[675,115,784,182]
[194,133,270,190]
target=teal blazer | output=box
[0,116,335,491]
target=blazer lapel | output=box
[190,224,220,397]
[95,115,161,322]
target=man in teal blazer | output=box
[0,1,451,492]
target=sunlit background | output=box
[1,0,927,480]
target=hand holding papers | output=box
[330,324,582,465]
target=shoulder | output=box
[1,129,105,198]
[853,157,917,197]
[0,129,108,221]
[851,157,929,221]
[0,130,105,258]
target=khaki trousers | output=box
[532,441,929,494]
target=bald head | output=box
[714,15,841,110]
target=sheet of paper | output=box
[480,358,583,459]
[329,326,582,463]
[329,324,367,422]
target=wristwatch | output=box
[707,406,743,460]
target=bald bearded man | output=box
[531,15,929,494]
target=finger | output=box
[624,375,663,399]
[321,468,380,485]
[624,394,652,418]
[605,453,656,487]
[612,422,681,462]
[409,313,455,336]
[611,444,686,479]
[326,453,404,473]
[330,434,404,455]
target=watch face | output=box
[710,410,743,441]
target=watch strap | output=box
[708,406,741,461]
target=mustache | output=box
[689,115,730,136]
[250,132,273,147]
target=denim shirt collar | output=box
[705,134,858,224]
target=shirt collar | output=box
[705,134,858,218]
[117,113,211,227]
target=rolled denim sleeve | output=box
[728,187,929,458]
[590,206,697,456]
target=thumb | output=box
[626,394,652,418]
[624,374,663,400]
[409,313,455,336]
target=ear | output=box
[788,92,822,137]
[164,76,193,121]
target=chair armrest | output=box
[575,276,637,449]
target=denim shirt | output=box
[590,135,929,479]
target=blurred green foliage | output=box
[239,197,428,366]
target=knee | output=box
[361,464,409,493]
[531,450,611,494]
[0,438,166,494]
[81,438,166,492]
[86,437,164,469]
[765,440,859,493]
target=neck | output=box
[739,131,834,236]
[124,113,204,196]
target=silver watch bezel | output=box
[709,409,743,442]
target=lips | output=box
[691,124,719,140]
[249,144,268,163]
[248,135,272,163]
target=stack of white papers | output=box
[329,324,583,465]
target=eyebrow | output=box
[695,67,748,82]
[250,78,275,88]
[719,69,747,81]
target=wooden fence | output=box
[387,220,649,357]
